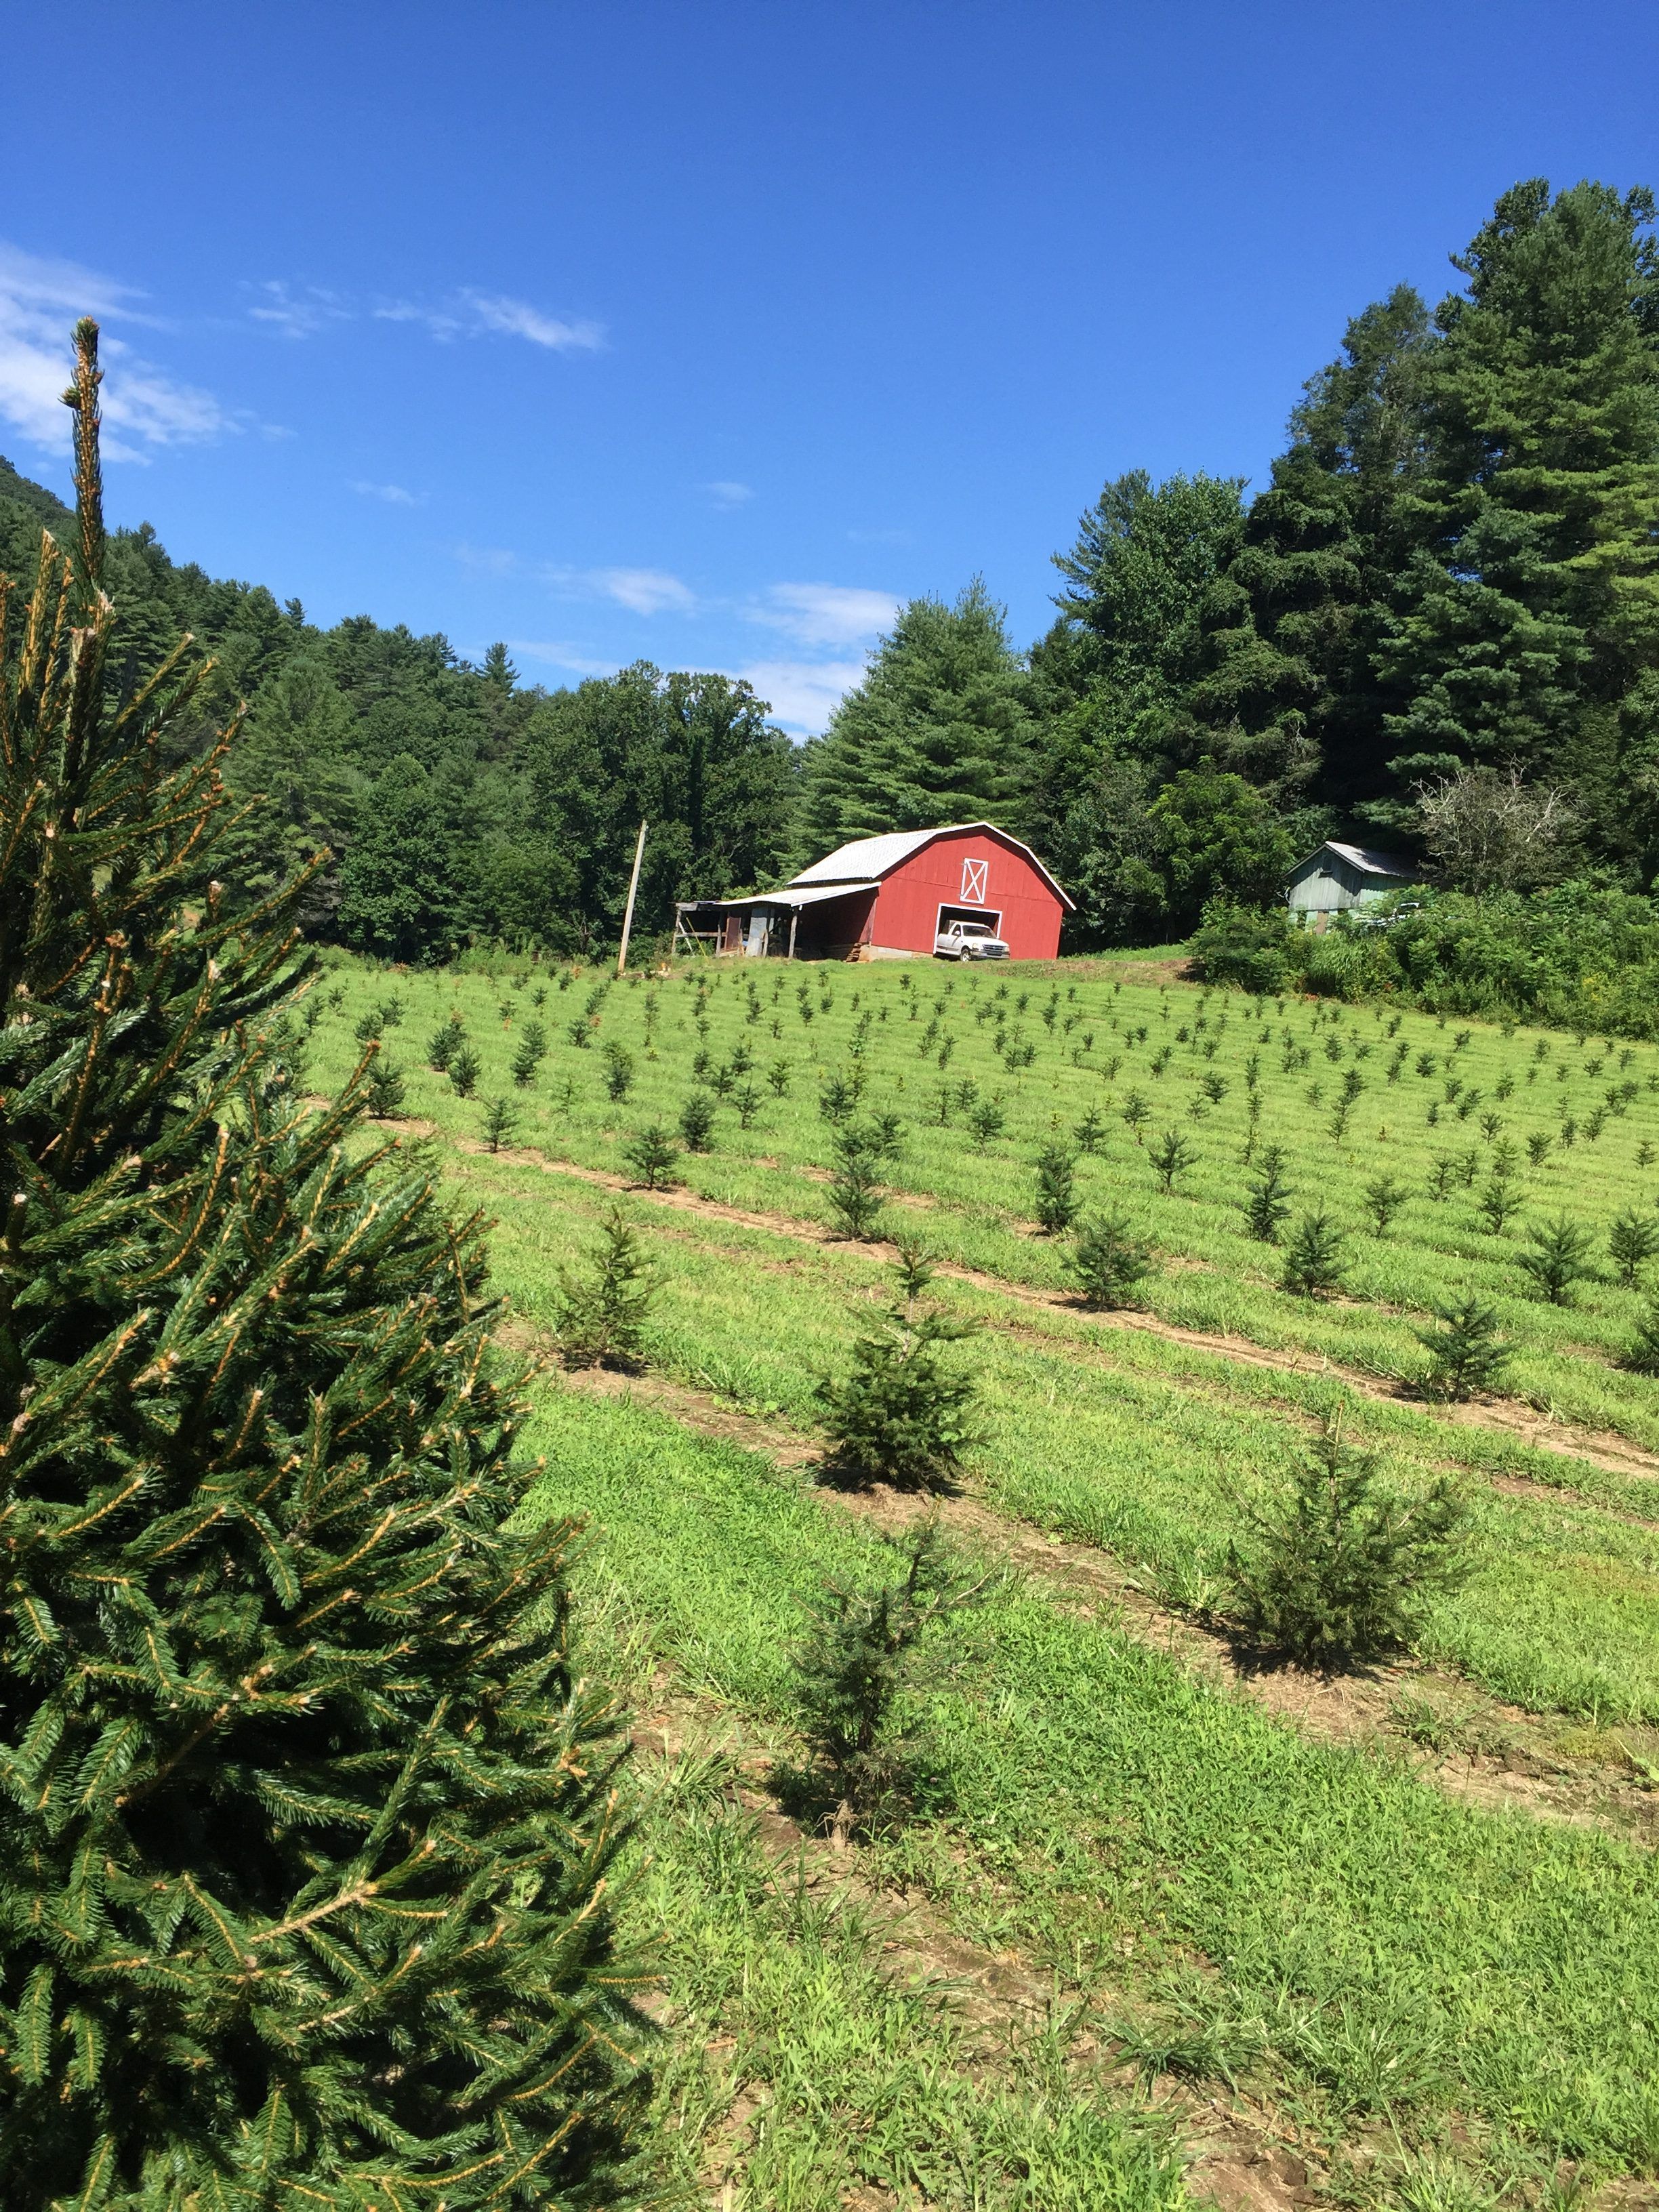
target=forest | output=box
[3,175,1656,976]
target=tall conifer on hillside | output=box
[796,581,1033,855]
[0,326,651,2207]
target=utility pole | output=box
[615,819,648,977]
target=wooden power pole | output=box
[615,819,648,977]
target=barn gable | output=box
[790,823,1074,907]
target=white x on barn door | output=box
[961,857,987,903]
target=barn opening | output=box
[935,903,1002,938]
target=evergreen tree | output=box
[0,323,651,2207]
[1069,1213,1155,1309]
[1280,1208,1347,1296]
[1416,1295,1513,1400]
[816,1248,983,1490]
[622,1123,681,1190]
[796,581,1034,853]
[1609,1208,1659,1286]
[1033,1143,1080,1235]
[554,1206,658,1372]
[1244,1144,1292,1242]
[787,1519,990,1845]
[1226,1420,1471,1668]
[1517,1214,1596,1303]
[1624,1297,1659,1373]
[1381,182,1659,871]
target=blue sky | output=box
[3,1,1654,733]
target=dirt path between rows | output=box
[436,1124,1659,1491]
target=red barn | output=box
[675,823,1072,961]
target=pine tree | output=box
[826,1120,890,1241]
[364,1050,407,1118]
[1069,1212,1155,1310]
[449,1040,481,1096]
[0,323,651,2207]
[554,1206,658,1371]
[1149,1126,1198,1193]
[482,1094,518,1151]
[1517,1214,1596,1303]
[787,1519,991,1845]
[678,1090,716,1151]
[1033,1143,1080,1235]
[1225,1420,1470,1668]
[1624,1297,1659,1373]
[1279,1209,1347,1297]
[1609,1208,1659,1287]
[1363,1172,1407,1234]
[795,581,1034,853]
[623,1123,681,1190]
[426,1011,466,1070]
[816,1248,983,1490]
[1243,1144,1292,1241]
[1416,1295,1513,1400]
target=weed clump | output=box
[1226,1419,1470,1668]
[817,1247,982,1490]
[554,1206,657,1372]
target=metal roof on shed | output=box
[1302,841,1421,879]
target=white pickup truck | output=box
[933,918,1010,960]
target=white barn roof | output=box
[790,823,1074,907]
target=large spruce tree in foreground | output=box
[0,327,651,2207]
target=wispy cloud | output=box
[543,563,696,616]
[351,478,419,506]
[706,479,753,510]
[0,241,230,461]
[736,659,864,737]
[371,289,604,352]
[453,541,520,577]
[748,581,899,649]
[246,280,349,340]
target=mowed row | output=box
[306,953,1659,2206]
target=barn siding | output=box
[867,830,1063,959]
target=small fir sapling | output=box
[1279,1209,1346,1298]
[787,1517,992,1845]
[482,1097,518,1153]
[678,1090,717,1151]
[1624,1298,1659,1374]
[1479,1178,1521,1235]
[427,1012,466,1070]
[1073,1105,1107,1153]
[733,1081,762,1128]
[1121,1089,1151,1141]
[1609,1210,1659,1288]
[449,1042,482,1097]
[1363,1174,1407,1234]
[1416,1296,1513,1400]
[827,1120,891,1240]
[1033,1143,1081,1235]
[1517,1216,1596,1305]
[623,1123,681,1189]
[1225,1418,1471,1669]
[354,1006,386,1044]
[1069,1213,1155,1309]
[1526,1131,1553,1166]
[767,1057,792,1095]
[554,1206,658,1372]
[966,1094,1006,1150]
[1149,1126,1198,1193]
[815,1246,983,1489]
[1244,1145,1292,1242]
[363,1046,407,1118]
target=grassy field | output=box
[299,949,1659,2208]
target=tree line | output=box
[4,175,1656,964]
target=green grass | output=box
[529,1386,1659,2182]
[309,954,1659,1450]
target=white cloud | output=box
[351,478,419,506]
[247,280,348,339]
[749,581,899,649]
[542,563,695,616]
[737,658,866,737]
[706,479,753,509]
[0,241,230,461]
[453,541,519,576]
[371,290,604,352]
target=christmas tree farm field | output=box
[310,949,1659,1452]
[295,954,1659,2200]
